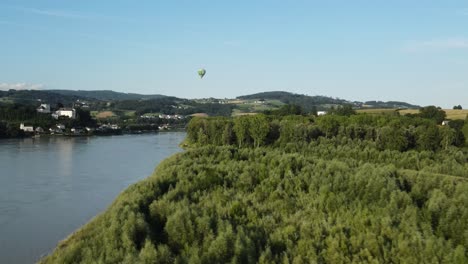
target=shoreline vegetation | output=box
[39,109,468,263]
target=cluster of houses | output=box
[20,123,66,134]
[19,123,94,135]
[139,114,185,120]
[97,124,120,131]
[19,103,117,135]
[19,122,122,135]
[36,104,76,120]
[73,100,90,109]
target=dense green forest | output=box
[40,110,468,263]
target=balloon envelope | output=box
[198,69,206,78]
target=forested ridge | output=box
[40,112,468,263]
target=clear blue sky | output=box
[1,1,467,107]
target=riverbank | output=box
[0,133,186,264]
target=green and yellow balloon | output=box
[198,68,206,79]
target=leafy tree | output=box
[233,116,251,148]
[419,106,446,124]
[376,126,408,151]
[463,117,468,144]
[55,102,64,110]
[416,125,441,151]
[440,126,456,150]
[70,108,96,127]
[138,240,157,264]
[316,115,343,138]
[248,115,270,148]
[329,104,356,116]
[221,122,235,145]
[269,104,304,116]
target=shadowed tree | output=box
[419,106,446,124]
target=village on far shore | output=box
[18,101,187,137]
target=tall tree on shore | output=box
[248,114,270,148]
[234,116,250,148]
[419,106,446,124]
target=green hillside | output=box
[48,90,169,101]
[0,89,95,106]
[40,113,468,263]
[237,91,420,110]
[237,91,349,112]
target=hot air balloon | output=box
[198,68,206,79]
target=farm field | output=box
[356,108,398,115]
[93,111,116,119]
[231,99,284,116]
[398,109,468,120]
[358,108,468,120]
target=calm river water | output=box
[0,132,186,264]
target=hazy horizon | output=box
[1,1,467,108]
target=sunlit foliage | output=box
[41,113,468,263]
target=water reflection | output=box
[0,133,185,264]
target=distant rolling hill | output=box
[0,89,420,114]
[238,91,348,104]
[0,89,174,107]
[47,90,168,101]
[363,100,420,109]
[0,89,93,106]
[238,91,420,110]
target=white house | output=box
[71,128,83,134]
[36,104,51,114]
[317,111,327,116]
[52,108,76,119]
[442,120,450,126]
[50,124,65,134]
[158,124,169,130]
[20,123,34,132]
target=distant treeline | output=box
[113,98,234,117]
[186,109,467,152]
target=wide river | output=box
[0,132,186,264]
